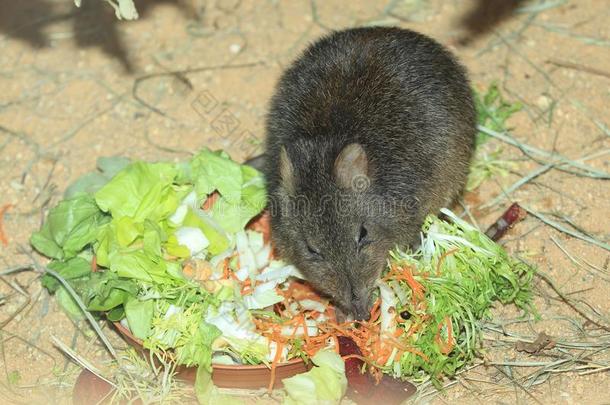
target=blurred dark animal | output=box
[262,27,476,320]
[457,0,524,45]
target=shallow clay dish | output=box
[112,211,307,389]
[90,208,307,389]
[113,319,309,389]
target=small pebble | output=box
[536,95,551,110]
[229,43,242,54]
[10,180,24,191]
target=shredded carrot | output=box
[267,340,285,392]
[377,351,391,366]
[221,257,231,279]
[369,298,381,319]
[401,268,425,303]
[240,278,253,294]
[435,316,455,355]
[435,248,458,276]
[391,344,429,362]
[247,275,438,389]
[404,323,418,338]
[0,204,14,247]
[300,316,310,343]
[202,191,220,211]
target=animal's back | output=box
[265,27,476,244]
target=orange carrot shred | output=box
[268,339,284,392]
[435,316,455,355]
[0,204,14,247]
[369,298,381,318]
[435,248,458,276]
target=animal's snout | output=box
[351,299,371,321]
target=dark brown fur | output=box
[263,27,476,319]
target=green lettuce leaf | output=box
[84,272,138,311]
[165,234,192,258]
[175,321,221,371]
[209,163,266,233]
[125,298,154,339]
[64,156,131,198]
[190,149,243,203]
[182,209,230,255]
[282,350,347,405]
[115,216,143,247]
[107,306,125,322]
[64,173,109,199]
[195,366,244,405]
[56,286,85,320]
[97,156,132,179]
[143,220,164,257]
[188,149,266,234]
[95,162,178,220]
[95,216,167,268]
[30,193,109,260]
[41,257,92,293]
[108,250,176,283]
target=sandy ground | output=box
[0,0,608,404]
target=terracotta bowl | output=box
[93,208,306,389]
[113,321,308,389]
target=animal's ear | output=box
[333,143,369,191]
[279,146,295,194]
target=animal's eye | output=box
[306,242,323,259]
[357,224,371,251]
[358,225,368,242]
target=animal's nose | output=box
[352,301,371,321]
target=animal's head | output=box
[269,143,403,320]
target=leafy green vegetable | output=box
[474,82,522,146]
[195,366,243,405]
[64,156,131,198]
[30,193,109,259]
[41,257,91,292]
[385,209,534,384]
[84,272,138,311]
[107,306,125,322]
[190,149,267,233]
[95,162,178,220]
[175,321,221,371]
[97,156,132,179]
[205,303,271,364]
[148,301,220,373]
[466,148,516,191]
[190,150,243,203]
[64,173,111,199]
[31,144,534,394]
[282,350,347,405]
[181,209,230,255]
[125,298,154,340]
[108,250,172,283]
[467,83,522,191]
[56,285,85,320]
[33,148,268,376]
[209,165,267,233]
